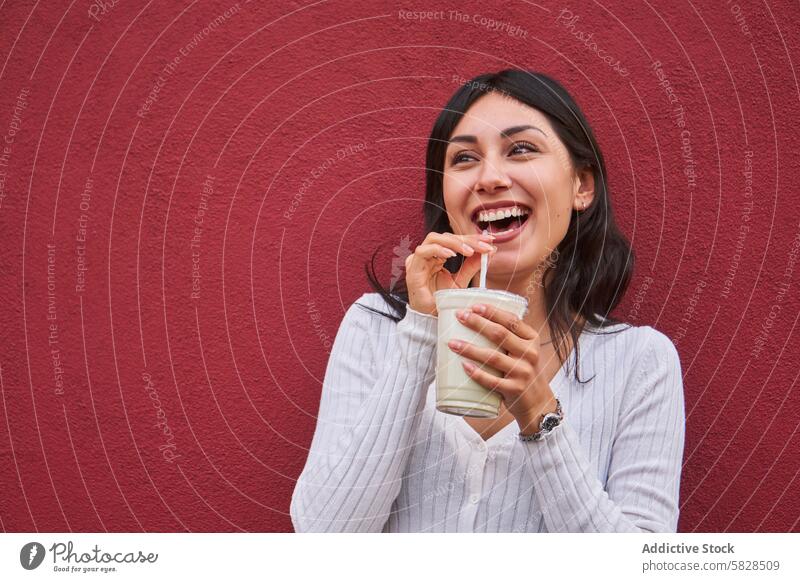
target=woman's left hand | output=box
[447,303,558,434]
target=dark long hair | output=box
[363,69,634,383]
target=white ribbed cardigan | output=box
[290,292,685,533]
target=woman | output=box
[290,70,685,533]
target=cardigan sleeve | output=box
[290,294,438,532]
[520,327,686,532]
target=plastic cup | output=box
[433,288,529,418]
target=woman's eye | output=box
[450,142,537,165]
[451,152,477,164]
[510,141,538,155]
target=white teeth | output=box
[476,206,530,223]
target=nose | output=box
[474,154,512,194]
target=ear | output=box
[573,166,595,212]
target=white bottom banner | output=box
[1,533,797,581]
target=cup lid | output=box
[434,287,528,307]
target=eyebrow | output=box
[448,124,547,144]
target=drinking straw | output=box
[479,229,489,289]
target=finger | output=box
[460,359,517,396]
[447,338,521,375]
[413,243,458,262]
[469,303,538,341]
[424,232,495,257]
[453,249,499,288]
[453,252,483,288]
[424,231,496,245]
[455,309,530,356]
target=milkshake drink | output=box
[434,288,529,417]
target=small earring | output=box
[581,200,587,210]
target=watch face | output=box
[542,415,560,431]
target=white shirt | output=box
[290,292,685,532]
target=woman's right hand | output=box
[405,231,497,317]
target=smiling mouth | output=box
[471,205,532,235]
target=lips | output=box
[470,201,533,243]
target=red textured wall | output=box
[0,0,798,533]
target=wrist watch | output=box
[518,398,564,442]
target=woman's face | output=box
[443,91,594,282]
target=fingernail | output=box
[461,243,474,255]
[480,233,496,240]
[472,304,486,314]
[462,361,475,372]
[444,249,457,257]
[477,242,492,251]
[448,339,463,350]
[456,310,469,321]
